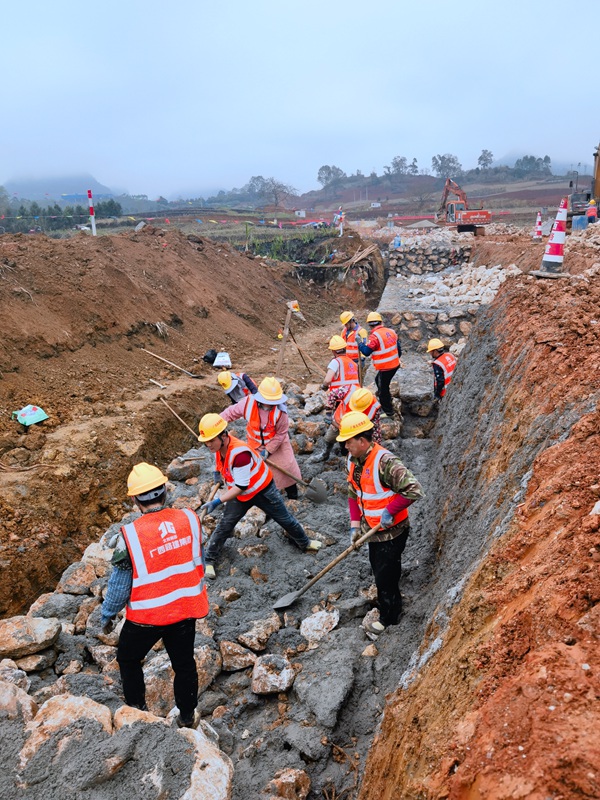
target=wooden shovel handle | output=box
[264,458,310,489]
[159,397,198,438]
[293,523,382,601]
[198,483,220,524]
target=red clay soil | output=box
[358,274,600,799]
[0,227,365,615]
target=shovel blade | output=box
[304,477,327,504]
[272,590,301,611]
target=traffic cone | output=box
[534,210,542,240]
[540,197,567,274]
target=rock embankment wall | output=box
[389,243,473,275]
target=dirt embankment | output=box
[358,273,600,798]
[0,227,367,616]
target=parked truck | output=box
[436,178,492,234]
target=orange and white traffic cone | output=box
[534,210,542,240]
[540,197,567,274]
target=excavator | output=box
[567,141,600,222]
[436,178,492,234]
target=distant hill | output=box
[3,174,115,203]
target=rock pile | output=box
[0,380,429,799]
[400,262,523,307]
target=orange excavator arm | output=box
[438,178,470,215]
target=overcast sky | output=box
[2,0,594,198]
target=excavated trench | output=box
[2,235,599,799]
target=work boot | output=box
[305,539,322,553]
[176,710,199,729]
[363,620,385,641]
[310,441,333,463]
[205,564,216,580]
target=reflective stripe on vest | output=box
[433,352,457,397]
[122,507,208,625]
[243,396,281,449]
[587,206,598,218]
[216,433,271,501]
[370,327,400,371]
[342,327,359,361]
[348,444,408,529]
[330,354,360,389]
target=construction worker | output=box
[357,312,402,418]
[315,386,383,463]
[321,334,360,422]
[220,376,301,499]
[339,311,368,364]
[427,338,457,400]
[337,411,424,639]
[217,370,258,404]
[586,199,597,224]
[100,463,208,728]
[198,414,321,579]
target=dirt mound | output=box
[0,227,353,615]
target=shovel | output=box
[264,458,328,505]
[272,523,381,610]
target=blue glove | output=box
[213,470,223,486]
[350,528,361,544]
[201,497,222,515]
[260,448,268,460]
[355,334,364,345]
[380,508,394,529]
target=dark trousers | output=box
[204,480,309,565]
[368,526,409,627]
[375,367,398,416]
[117,618,198,717]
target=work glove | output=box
[355,334,364,345]
[101,618,114,636]
[350,528,361,545]
[213,470,223,486]
[321,383,330,392]
[259,448,268,460]
[201,497,222,515]
[380,509,394,529]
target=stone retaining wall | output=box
[388,243,473,275]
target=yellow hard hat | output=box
[339,311,354,325]
[336,411,374,441]
[427,338,445,352]
[256,376,284,403]
[366,312,383,324]
[127,462,168,497]
[349,387,374,412]
[217,371,232,390]
[590,199,596,205]
[198,413,227,442]
[329,335,347,351]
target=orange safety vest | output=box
[341,327,360,361]
[329,354,360,389]
[432,352,457,397]
[348,444,409,529]
[243,395,282,450]
[586,205,598,219]
[216,433,272,502]
[121,508,208,626]
[370,327,400,371]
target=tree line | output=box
[0,190,122,233]
[317,150,553,187]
